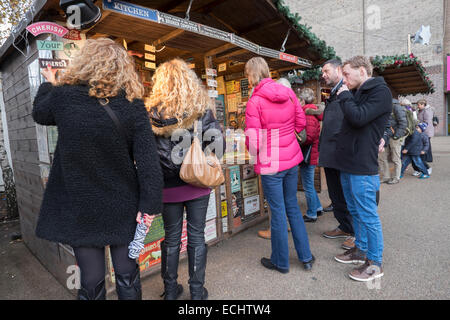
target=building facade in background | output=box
[287,0,449,136]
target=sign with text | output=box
[37,40,63,51]
[38,58,69,69]
[26,22,68,37]
[103,0,158,22]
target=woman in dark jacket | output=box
[297,88,324,223]
[147,59,224,300]
[32,38,163,300]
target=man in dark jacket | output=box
[319,59,355,250]
[334,56,392,283]
[379,99,408,184]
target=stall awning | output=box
[0,0,337,69]
[372,54,435,96]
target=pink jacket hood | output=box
[252,78,291,104]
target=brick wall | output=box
[286,0,447,135]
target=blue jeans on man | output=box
[261,165,313,271]
[340,172,383,265]
[299,164,323,219]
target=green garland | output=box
[372,53,435,94]
[273,0,338,62]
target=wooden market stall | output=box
[0,0,337,295]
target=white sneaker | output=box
[428,168,432,175]
[412,171,421,177]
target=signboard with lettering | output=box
[279,52,298,64]
[26,22,68,38]
[206,68,217,77]
[242,178,258,198]
[102,0,158,22]
[259,46,280,59]
[199,25,232,42]
[37,40,63,51]
[244,195,260,216]
[158,12,200,33]
[38,58,69,69]
[232,35,259,54]
[207,79,218,87]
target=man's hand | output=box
[337,84,349,95]
[421,151,425,155]
[378,138,386,153]
[402,150,408,154]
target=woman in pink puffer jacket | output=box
[244,57,315,273]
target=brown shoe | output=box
[334,247,366,264]
[348,259,384,282]
[258,229,271,240]
[341,236,355,250]
[323,228,351,239]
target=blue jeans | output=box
[340,172,383,265]
[261,166,313,270]
[401,155,428,176]
[300,164,323,219]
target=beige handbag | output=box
[180,121,225,188]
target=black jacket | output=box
[382,99,408,143]
[404,130,429,156]
[336,77,393,175]
[150,108,224,188]
[32,83,163,248]
[318,79,345,170]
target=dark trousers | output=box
[162,194,210,247]
[324,167,354,235]
[73,245,136,290]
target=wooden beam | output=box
[216,48,248,60]
[210,12,239,34]
[152,28,185,46]
[158,0,187,12]
[205,43,237,56]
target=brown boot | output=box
[348,259,384,282]
[341,236,356,250]
[257,228,271,240]
[323,228,351,239]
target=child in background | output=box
[401,123,430,180]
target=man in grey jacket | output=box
[379,99,408,184]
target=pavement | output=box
[1,137,450,300]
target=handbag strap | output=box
[102,102,133,160]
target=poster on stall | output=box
[242,178,258,198]
[144,214,165,244]
[229,166,241,193]
[215,95,225,123]
[221,201,228,217]
[217,76,226,95]
[222,217,228,233]
[240,78,249,98]
[231,192,243,218]
[206,190,217,221]
[244,195,260,216]
[220,184,227,201]
[242,164,256,180]
[204,219,217,243]
[139,239,163,272]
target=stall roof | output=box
[0,0,337,70]
[372,54,435,96]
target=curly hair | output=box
[57,38,144,102]
[147,58,213,125]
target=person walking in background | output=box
[319,59,355,251]
[297,88,324,223]
[148,58,224,300]
[245,57,315,273]
[417,99,434,175]
[379,98,408,185]
[400,123,430,179]
[32,38,163,300]
[334,56,392,282]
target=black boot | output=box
[187,244,208,300]
[78,279,106,300]
[115,264,142,300]
[160,240,183,300]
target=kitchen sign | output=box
[26,22,68,38]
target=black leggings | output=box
[73,245,136,290]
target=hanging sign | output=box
[199,25,232,42]
[207,79,218,87]
[232,35,259,54]
[63,29,82,40]
[206,68,217,77]
[37,40,63,51]
[279,52,298,64]
[26,22,68,38]
[38,58,69,69]
[144,44,156,52]
[145,61,156,69]
[208,90,218,98]
[158,12,200,33]
[218,63,227,72]
[102,0,158,22]
[145,53,156,61]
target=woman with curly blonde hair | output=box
[33,38,163,300]
[148,58,224,300]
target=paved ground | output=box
[1,137,449,300]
